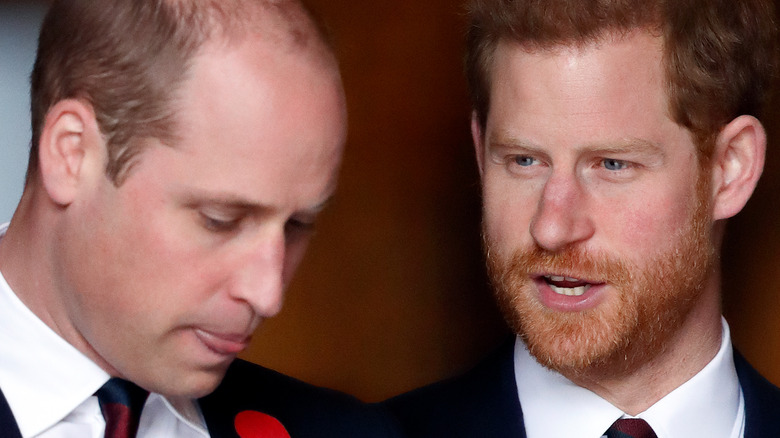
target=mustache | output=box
[485,242,632,287]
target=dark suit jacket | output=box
[386,338,780,438]
[200,359,402,437]
[0,359,401,438]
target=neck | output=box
[565,281,723,415]
[0,186,66,336]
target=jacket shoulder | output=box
[384,338,524,438]
[735,351,780,437]
[200,359,402,438]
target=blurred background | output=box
[1,0,779,402]
[0,1,43,220]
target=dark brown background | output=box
[5,0,779,402]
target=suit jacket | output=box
[385,338,780,438]
[0,359,401,438]
[200,359,402,437]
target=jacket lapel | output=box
[0,386,22,438]
[482,339,527,437]
[734,350,780,438]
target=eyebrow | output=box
[585,138,666,158]
[487,136,542,155]
[181,191,335,216]
[488,134,666,159]
[305,195,335,215]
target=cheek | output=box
[89,207,211,318]
[482,196,536,257]
[599,190,697,260]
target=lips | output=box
[534,274,608,312]
[541,274,607,297]
[194,329,251,356]
[544,275,592,296]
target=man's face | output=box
[477,31,716,377]
[57,39,346,397]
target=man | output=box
[0,0,400,437]
[387,0,780,436]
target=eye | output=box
[284,217,316,243]
[200,212,241,233]
[285,218,315,234]
[602,158,629,171]
[514,155,537,167]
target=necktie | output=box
[605,418,658,438]
[95,378,149,438]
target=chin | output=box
[152,367,229,399]
[190,370,231,398]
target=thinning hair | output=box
[29,0,334,184]
[466,0,779,156]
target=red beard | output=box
[485,176,715,378]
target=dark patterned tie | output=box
[605,418,658,438]
[95,378,149,438]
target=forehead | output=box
[178,33,344,143]
[486,30,676,143]
[140,34,346,206]
[492,30,666,98]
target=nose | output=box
[529,170,595,252]
[230,231,286,318]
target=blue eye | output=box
[603,159,628,171]
[514,156,536,167]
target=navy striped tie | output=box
[605,418,658,438]
[95,378,149,438]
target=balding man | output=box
[0,1,399,436]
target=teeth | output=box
[546,275,583,283]
[549,284,587,297]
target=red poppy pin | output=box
[234,410,291,438]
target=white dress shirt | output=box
[0,224,210,437]
[514,318,744,438]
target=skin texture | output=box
[473,30,765,413]
[0,33,346,398]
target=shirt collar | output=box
[143,394,210,436]
[515,318,743,438]
[0,250,109,436]
[0,223,209,437]
[641,318,743,437]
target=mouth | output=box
[542,275,601,297]
[193,329,252,356]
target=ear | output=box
[38,99,105,206]
[471,111,486,178]
[710,115,766,220]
